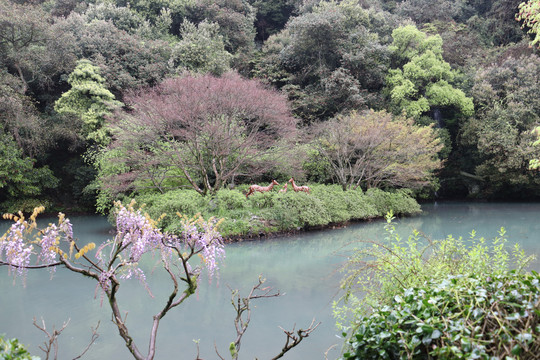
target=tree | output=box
[0,0,75,94]
[248,0,296,41]
[54,59,122,145]
[188,0,257,54]
[461,53,540,196]
[52,14,172,96]
[517,0,540,48]
[101,72,297,198]
[385,25,474,122]
[0,126,58,210]
[395,0,467,24]
[170,20,232,75]
[0,70,49,158]
[255,0,391,122]
[313,110,442,191]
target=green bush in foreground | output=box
[0,336,39,360]
[342,271,540,359]
[134,185,420,238]
[337,213,538,359]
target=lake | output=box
[1,202,540,359]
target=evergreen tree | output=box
[54,59,122,145]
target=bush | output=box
[214,189,246,213]
[337,213,537,359]
[364,188,421,216]
[0,336,38,360]
[133,185,420,238]
[135,189,210,232]
[273,191,331,228]
[342,271,540,359]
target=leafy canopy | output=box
[54,59,122,145]
[386,25,474,120]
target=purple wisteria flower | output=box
[115,205,163,262]
[0,220,33,278]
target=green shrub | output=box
[339,213,534,316]
[0,336,39,360]
[310,184,351,224]
[131,185,420,237]
[342,271,540,360]
[274,191,331,227]
[337,213,537,359]
[214,189,246,213]
[365,188,421,216]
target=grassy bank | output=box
[133,184,421,239]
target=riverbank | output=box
[133,184,421,240]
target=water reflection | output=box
[1,202,539,359]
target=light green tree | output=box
[170,20,232,75]
[385,25,474,121]
[517,0,540,48]
[54,59,122,145]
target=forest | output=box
[1,0,540,215]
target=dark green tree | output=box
[170,20,232,75]
[52,14,172,96]
[255,0,391,122]
[517,0,540,48]
[0,125,58,211]
[461,53,540,196]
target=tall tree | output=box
[461,53,540,197]
[54,59,122,145]
[0,0,75,94]
[170,20,232,75]
[255,0,391,122]
[0,125,58,211]
[100,72,297,199]
[313,110,442,191]
[385,25,474,122]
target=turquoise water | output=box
[1,202,539,359]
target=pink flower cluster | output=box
[114,205,163,263]
[180,217,225,282]
[0,214,73,279]
[0,221,32,277]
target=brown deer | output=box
[246,180,279,198]
[288,178,310,194]
[279,183,288,193]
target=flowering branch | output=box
[0,202,225,360]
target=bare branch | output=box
[271,319,321,360]
[228,276,282,359]
[32,317,70,360]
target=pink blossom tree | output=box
[101,72,298,197]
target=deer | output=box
[246,180,279,198]
[289,177,310,194]
[279,183,288,193]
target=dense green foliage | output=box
[337,214,537,359]
[54,59,122,145]
[134,185,420,237]
[1,0,539,212]
[0,336,39,360]
[342,271,540,359]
